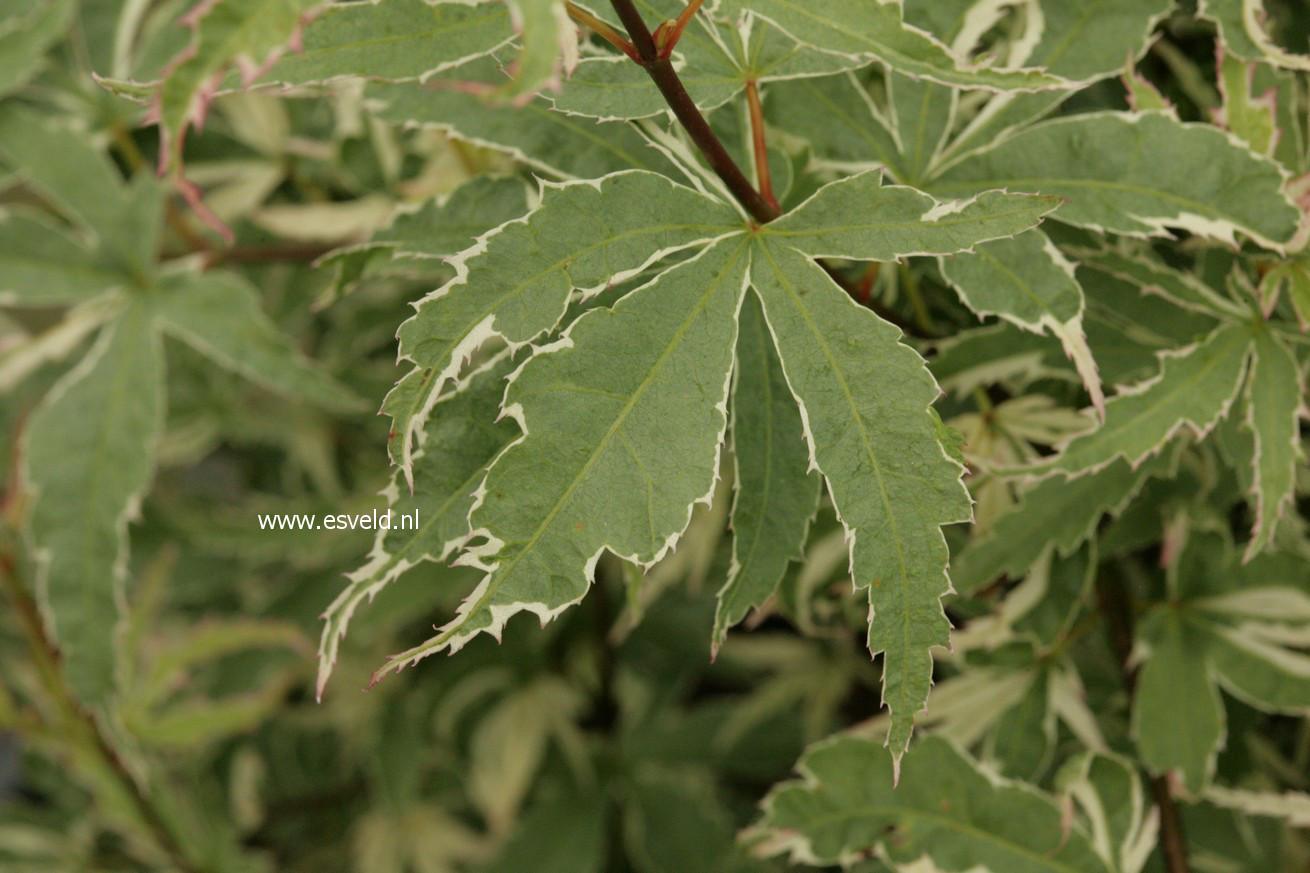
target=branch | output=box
[0,552,205,873]
[608,0,780,224]
[1096,569,1192,873]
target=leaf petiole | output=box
[565,1,640,62]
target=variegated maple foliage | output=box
[4,0,1310,871]
[282,0,1310,776]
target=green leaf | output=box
[930,323,1076,396]
[1202,785,1310,828]
[755,735,1111,872]
[388,171,740,476]
[1046,322,1254,475]
[625,768,755,873]
[901,0,981,49]
[317,357,518,697]
[1058,752,1156,873]
[886,70,957,184]
[939,229,1103,415]
[482,786,607,873]
[952,453,1173,595]
[1072,244,1246,320]
[1216,53,1278,156]
[156,0,322,169]
[1201,0,1264,61]
[1242,330,1303,557]
[549,12,858,121]
[938,91,1072,170]
[1260,257,1310,329]
[1236,326,1299,558]
[990,667,1054,781]
[718,0,1071,92]
[1133,610,1226,794]
[389,177,531,256]
[367,77,678,179]
[762,171,1061,261]
[713,292,820,652]
[253,0,514,86]
[932,111,1303,248]
[0,209,129,306]
[497,0,575,99]
[766,73,903,174]
[550,55,736,122]
[0,0,74,97]
[1198,618,1310,712]
[750,241,971,759]
[1134,532,1310,792]
[153,271,359,410]
[1021,0,1173,82]
[1200,0,1310,71]
[0,296,122,393]
[326,175,530,278]
[374,239,751,680]
[23,303,164,703]
[0,105,162,276]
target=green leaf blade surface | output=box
[254,0,514,85]
[1243,330,1303,557]
[0,210,129,306]
[764,172,1061,262]
[1133,610,1225,793]
[156,0,323,168]
[318,357,518,697]
[933,112,1302,247]
[751,241,971,758]
[23,303,165,704]
[718,0,1070,92]
[1048,323,1254,475]
[389,171,741,475]
[154,271,359,410]
[375,239,752,679]
[757,735,1111,872]
[939,229,1103,414]
[713,291,820,651]
[952,453,1172,595]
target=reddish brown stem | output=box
[744,80,779,213]
[608,0,780,224]
[605,0,929,335]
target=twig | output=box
[160,241,342,267]
[208,242,343,265]
[1096,570,1192,873]
[604,0,929,334]
[0,553,205,873]
[608,0,780,224]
